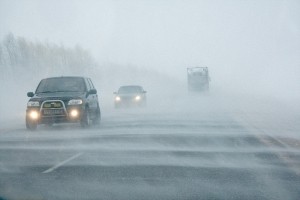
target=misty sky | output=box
[1,0,299,96]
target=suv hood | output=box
[35,91,85,98]
[30,92,85,102]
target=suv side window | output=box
[88,78,94,89]
[85,78,91,91]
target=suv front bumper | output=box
[26,105,85,124]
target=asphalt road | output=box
[0,95,300,200]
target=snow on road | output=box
[0,93,299,199]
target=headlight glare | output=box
[70,109,79,118]
[135,96,141,101]
[27,101,40,107]
[115,96,121,101]
[29,111,39,120]
[68,99,83,105]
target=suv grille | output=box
[43,101,63,108]
[41,100,66,117]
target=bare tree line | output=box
[0,33,182,97]
[0,33,97,85]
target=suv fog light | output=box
[70,109,79,118]
[29,111,39,120]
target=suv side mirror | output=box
[113,92,117,95]
[89,89,97,95]
[27,92,34,97]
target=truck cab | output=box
[187,67,210,92]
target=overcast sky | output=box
[1,0,299,95]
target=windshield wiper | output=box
[38,90,83,93]
[37,91,65,93]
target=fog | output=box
[1,0,299,99]
[0,1,300,199]
[0,0,299,130]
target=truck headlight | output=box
[68,99,83,105]
[27,101,40,107]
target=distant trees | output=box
[0,33,97,84]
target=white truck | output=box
[187,67,210,92]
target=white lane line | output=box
[42,152,83,174]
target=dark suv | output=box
[26,76,101,130]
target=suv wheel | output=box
[80,108,91,127]
[92,105,101,125]
[26,118,37,131]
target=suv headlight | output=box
[68,99,83,105]
[27,101,40,107]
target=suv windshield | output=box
[36,77,86,93]
[118,86,142,94]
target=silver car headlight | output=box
[135,96,141,101]
[27,101,40,107]
[115,96,121,101]
[68,99,83,105]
